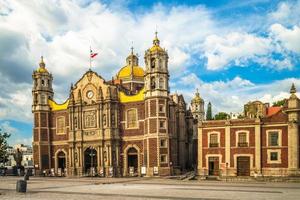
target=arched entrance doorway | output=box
[127,147,138,175]
[56,151,66,176]
[84,147,97,175]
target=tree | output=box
[272,99,286,107]
[206,102,212,120]
[0,128,10,166]
[214,112,230,120]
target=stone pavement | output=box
[0,176,300,200]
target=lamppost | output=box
[89,147,95,176]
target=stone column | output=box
[288,122,299,173]
[197,126,203,175]
[255,118,262,175]
[225,120,231,175]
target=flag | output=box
[90,49,98,58]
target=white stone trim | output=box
[266,129,282,147]
[267,149,282,164]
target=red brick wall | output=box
[149,138,157,167]
[49,111,69,141]
[150,100,156,117]
[120,102,145,137]
[262,126,288,168]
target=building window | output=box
[159,104,165,113]
[267,149,281,164]
[56,117,65,134]
[103,114,106,126]
[238,132,248,147]
[151,77,156,89]
[159,78,164,89]
[41,79,45,86]
[160,139,167,148]
[74,117,77,129]
[159,120,165,129]
[160,154,167,163]
[127,109,138,128]
[209,133,219,147]
[269,131,279,146]
[151,58,155,68]
[41,95,46,104]
[270,152,278,161]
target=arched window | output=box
[103,114,106,126]
[159,78,164,89]
[56,117,65,134]
[151,58,155,68]
[41,95,46,104]
[41,79,45,86]
[127,109,137,128]
[151,77,156,89]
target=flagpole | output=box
[89,46,92,70]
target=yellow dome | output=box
[117,65,144,79]
[150,45,164,52]
[37,67,48,73]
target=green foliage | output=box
[0,128,11,165]
[214,112,230,120]
[272,99,286,107]
[206,102,212,120]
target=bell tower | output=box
[191,89,205,122]
[32,56,53,174]
[144,32,171,176]
[32,56,53,111]
[144,31,169,98]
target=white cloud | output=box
[269,1,300,26]
[270,23,300,53]
[203,32,271,70]
[0,0,299,126]
[178,73,300,115]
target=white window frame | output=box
[235,130,250,147]
[207,131,220,148]
[126,108,138,129]
[160,154,168,164]
[266,129,282,147]
[267,149,282,164]
[56,116,66,135]
[160,139,167,148]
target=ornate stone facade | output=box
[32,34,196,177]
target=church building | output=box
[32,33,196,177]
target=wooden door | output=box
[208,157,219,176]
[237,156,250,176]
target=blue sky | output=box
[0,0,299,146]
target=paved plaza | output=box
[0,177,300,200]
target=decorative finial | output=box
[131,45,134,55]
[290,83,296,94]
[39,56,45,68]
[153,30,160,46]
